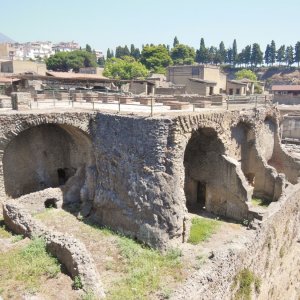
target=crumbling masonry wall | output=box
[1,108,300,250]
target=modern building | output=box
[1,60,46,75]
[167,65,227,96]
[52,41,80,53]
[272,85,300,104]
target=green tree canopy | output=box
[250,43,263,66]
[130,44,141,60]
[46,50,97,72]
[195,38,208,64]
[264,44,271,65]
[115,45,130,58]
[285,45,294,66]
[103,56,149,80]
[140,45,172,73]
[218,41,226,64]
[295,41,300,67]
[276,45,286,65]
[232,39,238,66]
[173,36,179,48]
[170,44,195,65]
[270,40,276,65]
[235,69,257,81]
[85,44,92,52]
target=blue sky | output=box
[1,0,299,53]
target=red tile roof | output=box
[272,85,300,91]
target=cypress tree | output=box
[277,45,286,65]
[219,41,226,64]
[294,42,300,67]
[173,36,179,48]
[232,39,238,66]
[196,38,208,64]
[286,46,294,66]
[245,45,251,66]
[264,44,271,66]
[251,43,263,66]
[270,40,276,65]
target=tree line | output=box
[46,38,300,79]
[107,37,300,68]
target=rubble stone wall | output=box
[0,108,300,250]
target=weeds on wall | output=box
[232,268,261,300]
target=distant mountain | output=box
[0,33,15,44]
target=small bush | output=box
[233,268,261,300]
[0,219,12,238]
[72,276,83,290]
[12,234,24,243]
[188,217,220,245]
[251,198,270,207]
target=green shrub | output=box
[72,275,83,290]
[233,268,261,300]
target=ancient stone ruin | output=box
[1,107,300,298]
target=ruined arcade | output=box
[0,104,300,298]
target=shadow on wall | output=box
[184,127,250,221]
[230,121,284,202]
[3,124,97,213]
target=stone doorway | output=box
[184,127,225,215]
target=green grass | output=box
[233,268,261,300]
[0,238,61,297]
[188,217,220,245]
[34,209,183,299]
[107,237,182,300]
[251,198,270,207]
[0,218,12,239]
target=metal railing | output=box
[6,92,275,116]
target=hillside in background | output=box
[223,66,300,89]
[0,33,15,44]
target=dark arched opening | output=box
[184,128,226,214]
[3,123,94,198]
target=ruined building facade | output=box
[0,108,299,249]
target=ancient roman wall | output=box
[1,108,300,251]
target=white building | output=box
[52,41,80,53]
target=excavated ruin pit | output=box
[3,123,94,199]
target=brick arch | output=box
[0,112,94,199]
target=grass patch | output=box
[12,234,24,243]
[0,238,61,297]
[251,198,270,207]
[188,217,220,245]
[34,209,183,299]
[233,268,261,300]
[107,237,182,300]
[0,218,12,239]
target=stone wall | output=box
[3,188,105,298]
[1,108,300,298]
[274,94,300,104]
[171,182,300,299]
[0,112,95,200]
[0,108,300,250]
[282,115,300,140]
